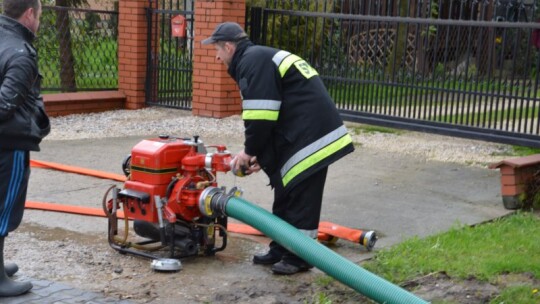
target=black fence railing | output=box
[145,0,194,109]
[246,0,540,148]
[37,6,118,92]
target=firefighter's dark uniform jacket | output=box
[228,39,354,195]
[0,15,50,152]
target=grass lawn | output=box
[352,211,540,304]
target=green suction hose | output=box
[199,187,429,304]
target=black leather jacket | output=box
[0,15,50,151]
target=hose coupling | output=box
[199,186,241,218]
[360,230,378,251]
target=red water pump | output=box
[103,135,237,260]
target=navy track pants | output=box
[0,149,30,237]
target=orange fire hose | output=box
[227,222,262,235]
[28,159,374,248]
[30,159,126,182]
[318,222,373,246]
[227,222,370,245]
[25,201,126,219]
[228,223,343,243]
[25,200,370,246]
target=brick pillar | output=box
[489,154,540,209]
[192,0,245,118]
[118,0,148,109]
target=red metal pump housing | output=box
[104,135,234,259]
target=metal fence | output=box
[247,0,540,148]
[38,6,118,92]
[145,0,194,109]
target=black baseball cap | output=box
[201,22,248,45]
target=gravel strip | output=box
[46,107,513,167]
[350,131,511,166]
[46,107,245,141]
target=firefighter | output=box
[202,22,354,275]
[0,0,49,296]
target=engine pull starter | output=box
[151,258,182,272]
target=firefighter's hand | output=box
[247,156,261,173]
[234,150,260,175]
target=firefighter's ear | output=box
[225,42,236,54]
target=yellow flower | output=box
[533,288,538,294]
[495,37,502,44]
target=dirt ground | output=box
[8,221,370,304]
[7,219,538,304]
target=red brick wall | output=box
[490,155,540,209]
[192,0,245,118]
[43,91,125,117]
[490,155,540,199]
[118,0,148,109]
[499,165,540,196]
[42,0,245,118]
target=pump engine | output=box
[103,135,237,259]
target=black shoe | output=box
[4,263,18,277]
[253,252,282,265]
[0,278,32,297]
[271,261,312,275]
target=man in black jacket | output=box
[0,0,49,296]
[203,22,354,275]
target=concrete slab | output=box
[26,135,510,249]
